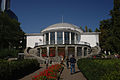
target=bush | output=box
[0,49,19,59]
[0,59,40,80]
[77,59,120,80]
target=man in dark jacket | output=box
[70,55,76,74]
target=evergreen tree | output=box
[110,0,120,53]
[100,0,120,53]
[88,28,92,32]
[0,12,25,50]
[95,28,100,32]
[85,26,88,32]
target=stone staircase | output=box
[24,47,45,64]
[91,46,101,55]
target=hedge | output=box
[0,49,19,59]
[77,59,120,80]
[0,59,40,80]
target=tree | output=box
[88,28,92,32]
[85,26,88,32]
[99,19,112,51]
[110,0,120,53]
[0,12,25,50]
[99,0,120,53]
[95,28,100,32]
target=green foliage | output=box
[0,59,39,80]
[0,12,25,50]
[88,28,92,32]
[95,28,100,32]
[0,49,19,59]
[99,0,120,53]
[85,26,88,32]
[77,59,120,80]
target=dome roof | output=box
[41,23,83,33]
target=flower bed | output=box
[32,64,64,80]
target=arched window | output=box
[57,32,63,44]
[71,32,75,44]
[50,32,55,44]
[65,32,69,44]
[46,33,49,44]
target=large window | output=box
[71,32,75,44]
[46,33,49,44]
[77,47,82,56]
[68,47,75,57]
[49,47,55,57]
[41,47,47,57]
[84,47,87,56]
[65,32,69,44]
[58,47,65,57]
[57,32,63,44]
[50,32,55,44]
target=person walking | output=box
[66,56,69,69]
[70,55,76,74]
[45,56,49,69]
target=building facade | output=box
[0,0,2,10]
[0,0,18,20]
[26,23,100,60]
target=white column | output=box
[75,46,77,57]
[65,46,68,57]
[49,32,50,44]
[74,33,76,44]
[44,34,46,45]
[47,47,49,56]
[63,32,64,44]
[2,0,6,11]
[55,32,57,44]
[82,47,84,58]
[56,47,58,56]
[69,32,71,44]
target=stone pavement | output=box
[60,64,87,80]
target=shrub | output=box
[0,49,19,59]
[0,59,40,80]
[77,59,120,80]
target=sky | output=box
[10,0,113,33]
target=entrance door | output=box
[77,47,82,56]
[41,47,47,57]
[68,47,75,57]
[58,47,65,57]
[49,47,56,57]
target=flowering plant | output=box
[32,64,63,80]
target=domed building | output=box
[26,23,100,60]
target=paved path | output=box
[60,64,87,80]
[19,64,46,80]
[19,64,87,80]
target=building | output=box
[0,0,18,20]
[0,0,2,10]
[26,23,100,61]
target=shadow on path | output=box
[19,64,46,80]
[60,66,87,80]
[74,70,81,74]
